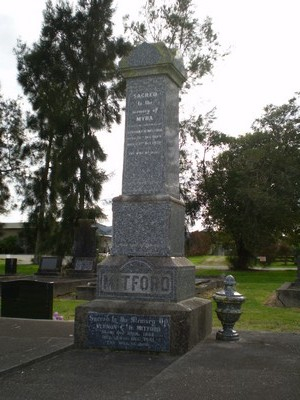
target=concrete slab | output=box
[0,320,299,400]
[0,318,74,375]
[128,331,300,400]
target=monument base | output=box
[74,297,212,355]
[97,255,195,302]
[276,282,300,307]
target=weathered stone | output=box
[74,42,212,355]
[112,195,185,256]
[122,75,181,198]
[276,282,300,307]
[97,256,195,302]
[74,298,212,355]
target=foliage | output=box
[15,0,131,256]
[186,230,212,256]
[0,94,27,214]
[196,95,300,269]
[0,235,23,254]
[179,110,231,225]
[123,0,225,90]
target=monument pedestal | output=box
[112,195,185,257]
[97,255,195,301]
[75,254,212,354]
[75,297,211,355]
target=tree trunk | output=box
[234,239,253,270]
[34,135,54,260]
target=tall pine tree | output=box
[16,0,131,256]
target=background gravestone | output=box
[5,258,17,275]
[36,256,62,275]
[36,256,61,275]
[72,219,97,273]
[74,43,212,355]
[1,280,53,319]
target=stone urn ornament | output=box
[213,275,245,341]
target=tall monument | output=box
[74,43,212,354]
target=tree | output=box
[15,0,131,256]
[198,95,300,269]
[123,0,224,89]
[0,93,26,215]
[179,110,230,225]
[186,230,212,256]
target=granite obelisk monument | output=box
[74,43,212,354]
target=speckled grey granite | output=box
[119,42,186,87]
[97,255,195,302]
[74,43,212,354]
[112,195,185,256]
[122,75,180,198]
[74,298,212,355]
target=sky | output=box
[1,0,300,224]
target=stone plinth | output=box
[97,256,195,302]
[276,282,300,307]
[75,298,212,355]
[112,195,185,256]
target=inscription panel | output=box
[74,257,96,271]
[122,76,166,195]
[39,256,61,273]
[86,312,170,352]
[99,271,173,296]
[98,258,176,301]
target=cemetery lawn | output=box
[195,266,300,333]
[1,258,299,332]
[53,299,88,320]
[0,261,39,275]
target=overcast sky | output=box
[1,0,300,224]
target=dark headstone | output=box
[5,258,17,275]
[73,219,97,258]
[1,280,53,319]
[37,256,61,275]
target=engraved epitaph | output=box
[111,42,186,257]
[74,43,212,354]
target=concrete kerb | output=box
[0,318,74,376]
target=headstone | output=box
[74,257,96,272]
[72,219,97,274]
[275,255,300,306]
[5,258,17,275]
[36,256,61,275]
[1,280,53,319]
[74,42,212,355]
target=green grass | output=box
[195,267,300,333]
[188,255,211,265]
[189,255,228,266]
[1,258,299,331]
[53,299,88,320]
[0,260,39,275]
